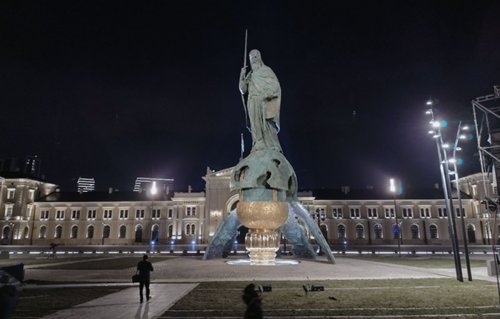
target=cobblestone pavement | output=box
[24,255,496,283]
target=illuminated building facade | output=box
[0,169,497,247]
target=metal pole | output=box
[394,196,401,257]
[432,116,463,281]
[453,121,472,281]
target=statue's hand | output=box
[239,68,248,94]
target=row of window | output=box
[326,223,476,242]
[39,207,197,221]
[35,223,198,240]
[313,207,466,220]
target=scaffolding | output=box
[472,85,500,200]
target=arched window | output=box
[467,224,476,243]
[191,224,196,235]
[119,225,126,239]
[410,224,419,239]
[186,224,191,235]
[2,226,10,239]
[151,225,159,243]
[71,226,78,239]
[429,224,438,239]
[23,226,29,239]
[103,225,110,239]
[374,224,383,239]
[355,224,364,239]
[337,224,346,239]
[135,225,143,242]
[55,225,62,239]
[168,224,173,238]
[39,226,47,239]
[87,225,95,239]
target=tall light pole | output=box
[390,178,401,257]
[150,181,158,245]
[450,121,473,281]
[426,100,463,282]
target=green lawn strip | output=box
[13,286,126,318]
[27,256,172,270]
[342,256,487,268]
[163,279,498,317]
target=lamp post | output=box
[426,100,463,282]
[449,122,473,281]
[390,178,401,257]
[150,181,158,245]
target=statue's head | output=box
[249,49,262,68]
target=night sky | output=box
[1,1,499,192]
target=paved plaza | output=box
[18,256,497,318]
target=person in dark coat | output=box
[242,283,263,319]
[137,254,154,303]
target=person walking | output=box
[137,254,153,303]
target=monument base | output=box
[226,259,300,266]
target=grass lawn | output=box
[162,279,500,318]
[13,286,126,318]
[344,255,487,268]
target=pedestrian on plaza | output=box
[136,254,154,303]
[242,283,263,319]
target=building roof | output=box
[307,187,472,201]
[37,191,171,203]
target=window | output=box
[71,226,78,239]
[39,226,47,239]
[87,225,94,239]
[410,224,419,239]
[151,225,159,243]
[350,208,360,219]
[136,209,145,220]
[374,224,383,239]
[7,189,15,200]
[429,224,438,239]
[56,210,65,220]
[186,206,196,216]
[152,209,161,219]
[5,205,13,217]
[23,226,29,239]
[40,210,49,220]
[55,225,62,239]
[456,208,466,218]
[119,225,127,239]
[332,208,343,219]
[104,209,113,220]
[103,225,110,239]
[367,208,378,219]
[438,207,447,218]
[355,224,364,239]
[87,209,96,220]
[467,224,476,243]
[419,208,431,219]
[337,224,346,239]
[402,208,413,219]
[191,224,196,235]
[316,208,326,221]
[186,224,191,235]
[168,225,173,238]
[168,208,173,219]
[385,208,395,219]
[120,210,129,219]
[2,227,10,239]
[71,210,80,220]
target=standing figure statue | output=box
[239,49,282,153]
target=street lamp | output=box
[450,121,473,281]
[426,100,463,282]
[389,178,402,256]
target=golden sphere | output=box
[236,200,288,229]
